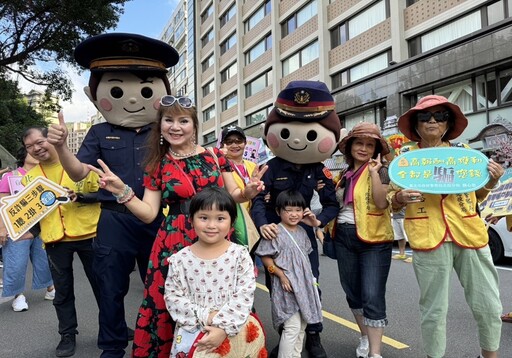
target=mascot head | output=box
[75,33,179,128]
[263,81,342,164]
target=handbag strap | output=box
[171,159,197,195]
[278,223,309,262]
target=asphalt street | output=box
[1,247,512,357]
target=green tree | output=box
[0,74,49,155]
[0,0,127,100]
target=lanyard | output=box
[231,161,250,185]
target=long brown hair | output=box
[144,104,199,174]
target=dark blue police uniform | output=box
[251,156,338,332]
[77,122,162,356]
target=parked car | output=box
[487,218,512,263]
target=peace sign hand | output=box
[368,153,383,173]
[87,159,127,196]
[244,164,268,198]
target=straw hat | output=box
[190,314,267,358]
[398,95,468,142]
[338,122,390,156]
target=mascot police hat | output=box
[264,81,341,142]
[74,33,179,73]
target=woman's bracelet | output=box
[118,190,136,204]
[113,184,131,199]
[240,188,249,201]
[483,181,500,191]
[115,185,135,204]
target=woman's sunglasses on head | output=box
[160,95,194,108]
[417,111,450,123]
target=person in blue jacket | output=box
[252,80,342,358]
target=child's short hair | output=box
[189,187,237,224]
[275,190,307,211]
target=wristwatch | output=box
[268,265,276,274]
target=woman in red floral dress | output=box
[89,96,266,358]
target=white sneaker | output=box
[356,335,369,358]
[12,294,28,312]
[44,288,55,300]
[370,355,383,358]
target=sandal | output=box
[501,312,512,323]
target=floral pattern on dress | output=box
[132,148,232,358]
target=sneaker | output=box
[370,355,383,358]
[305,332,327,358]
[45,288,56,300]
[356,335,369,358]
[12,294,28,312]
[392,254,407,260]
[56,334,76,357]
[404,257,413,263]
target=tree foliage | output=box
[0,74,49,155]
[0,0,127,100]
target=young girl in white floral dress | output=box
[164,187,266,358]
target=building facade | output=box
[66,122,92,155]
[24,89,60,124]
[164,0,512,148]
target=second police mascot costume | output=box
[47,33,178,358]
[252,80,342,358]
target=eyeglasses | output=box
[160,95,194,108]
[417,111,450,123]
[223,138,245,145]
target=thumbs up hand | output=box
[48,111,69,147]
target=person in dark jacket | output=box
[252,80,342,358]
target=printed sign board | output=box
[0,176,69,241]
[480,168,512,217]
[389,147,490,194]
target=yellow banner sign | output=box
[0,176,69,241]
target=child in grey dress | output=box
[256,189,323,358]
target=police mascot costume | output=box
[252,80,342,358]
[48,33,178,358]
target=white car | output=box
[487,218,512,263]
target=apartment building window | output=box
[203,106,215,122]
[203,80,214,96]
[331,0,387,48]
[414,66,512,113]
[201,4,213,24]
[221,62,237,83]
[245,1,271,32]
[176,69,186,83]
[407,1,512,57]
[202,54,214,71]
[342,103,386,129]
[246,106,271,125]
[201,29,214,47]
[203,132,216,143]
[177,84,187,97]
[175,21,185,40]
[246,70,272,96]
[282,0,317,37]
[220,4,236,27]
[332,52,389,88]
[245,34,272,64]
[282,41,319,76]
[350,52,389,82]
[222,92,238,111]
[220,33,237,54]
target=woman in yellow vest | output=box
[219,125,257,211]
[388,95,504,358]
[334,122,393,358]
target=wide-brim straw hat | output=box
[398,95,468,142]
[338,122,390,156]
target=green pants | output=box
[413,243,502,358]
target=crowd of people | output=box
[0,32,510,358]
